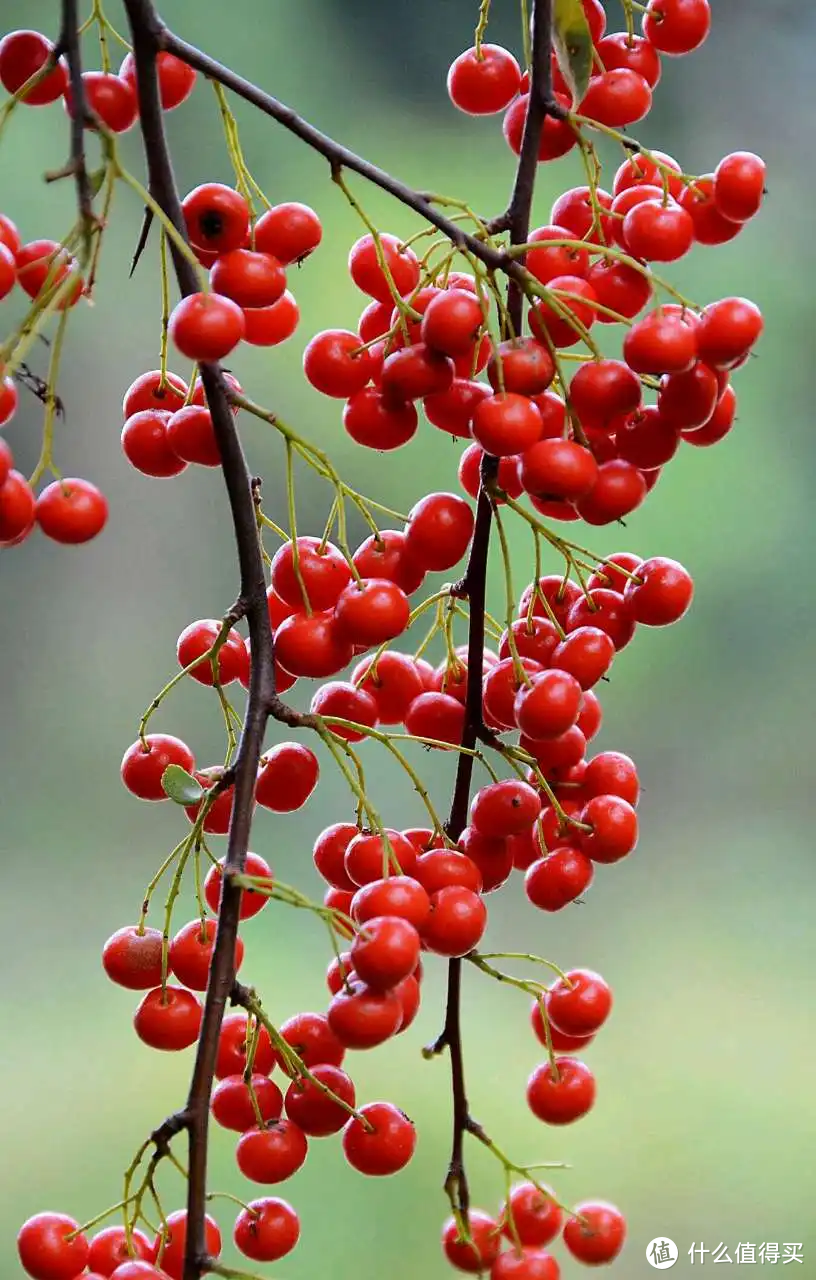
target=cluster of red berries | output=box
[295,203,761,530]
[154,186,318,368]
[9,0,764,1275]
[0,211,108,546]
[448,0,712,139]
[0,26,196,123]
[119,188,319,477]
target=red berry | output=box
[624,555,693,624]
[547,969,612,1037]
[255,741,319,811]
[16,239,82,308]
[503,93,576,163]
[381,343,454,401]
[642,0,711,54]
[405,690,465,745]
[284,1063,356,1136]
[87,1226,153,1276]
[405,491,474,571]
[623,307,698,374]
[696,297,763,369]
[472,393,544,457]
[580,68,652,127]
[166,405,221,466]
[519,439,598,504]
[327,978,403,1048]
[471,779,542,838]
[134,985,203,1051]
[422,288,484,355]
[255,202,322,265]
[585,751,639,804]
[531,998,596,1053]
[525,848,593,912]
[103,925,164,990]
[657,361,719,430]
[501,1182,563,1249]
[120,734,195,801]
[120,51,196,110]
[443,1211,501,1272]
[122,370,188,418]
[64,71,138,132]
[204,851,273,919]
[176,619,247,685]
[490,1249,561,1280]
[274,610,353,678]
[351,916,421,990]
[348,233,420,303]
[233,1198,300,1262]
[596,32,662,87]
[0,473,34,547]
[277,1010,345,1069]
[168,917,244,991]
[0,372,19,426]
[342,1101,416,1175]
[679,175,741,245]
[580,794,638,863]
[562,1201,626,1265]
[153,1216,220,1280]
[211,1073,283,1132]
[334,578,410,646]
[713,151,766,223]
[216,1012,275,1078]
[421,885,487,956]
[210,248,285,308]
[529,277,598,349]
[168,292,245,361]
[458,828,514,894]
[550,188,613,245]
[0,30,67,104]
[181,183,249,253]
[415,848,483,896]
[33,477,105,544]
[683,383,737,447]
[17,1213,89,1280]
[526,1057,595,1124]
[351,875,431,930]
[575,460,647,526]
[448,44,521,114]
[514,670,583,740]
[122,410,186,478]
[242,291,300,346]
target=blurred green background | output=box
[1,0,814,1275]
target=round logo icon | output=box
[646,1238,679,1269]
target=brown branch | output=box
[437,0,554,1220]
[56,0,96,236]
[121,4,279,1278]
[127,9,542,284]
[120,0,554,1265]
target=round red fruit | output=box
[342,1101,416,1175]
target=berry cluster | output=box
[6,1,764,1278]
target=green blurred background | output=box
[1,0,814,1275]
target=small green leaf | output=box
[88,166,108,199]
[552,0,594,108]
[161,764,203,806]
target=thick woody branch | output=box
[121,3,278,1278]
[120,0,554,1264]
[124,7,543,286]
[56,0,96,233]
[438,0,554,1218]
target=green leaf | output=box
[161,764,203,806]
[552,0,594,108]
